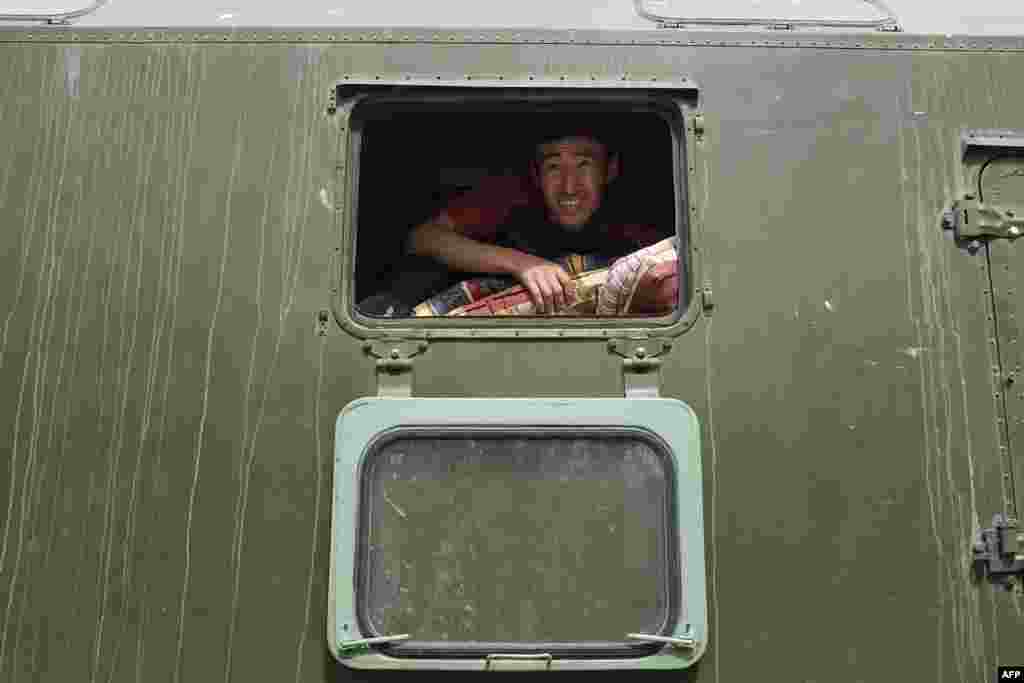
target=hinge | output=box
[972,514,1024,593]
[693,114,706,141]
[363,339,429,398]
[608,338,672,398]
[943,196,1024,249]
[701,285,714,317]
[315,310,330,336]
[326,85,338,116]
[484,653,552,671]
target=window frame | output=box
[330,79,704,340]
[328,397,708,671]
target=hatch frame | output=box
[328,397,707,671]
[632,0,900,31]
[0,0,108,24]
[329,78,704,341]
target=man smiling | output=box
[403,119,664,314]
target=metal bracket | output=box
[337,633,410,658]
[608,338,672,398]
[972,514,1024,591]
[693,114,706,141]
[315,310,330,336]
[943,197,1024,243]
[627,632,697,650]
[363,339,429,398]
[484,653,552,671]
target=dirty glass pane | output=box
[358,432,676,647]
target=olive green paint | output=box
[329,398,705,671]
[0,28,1022,682]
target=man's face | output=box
[533,136,619,230]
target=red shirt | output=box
[441,174,665,252]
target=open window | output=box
[333,82,701,338]
[329,397,707,671]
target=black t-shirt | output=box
[494,202,638,261]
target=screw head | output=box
[1009,226,1021,238]
[967,240,982,254]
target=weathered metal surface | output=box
[0,33,1022,682]
[4,25,1024,51]
[989,237,1023,520]
[3,0,1024,37]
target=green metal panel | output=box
[329,397,706,670]
[989,238,1024,519]
[0,29,1023,683]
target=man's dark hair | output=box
[529,113,620,159]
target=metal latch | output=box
[943,196,1024,244]
[484,653,552,671]
[363,339,428,398]
[627,632,697,650]
[972,513,1024,592]
[608,338,672,398]
[336,633,410,658]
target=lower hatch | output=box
[328,397,706,671]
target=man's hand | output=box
[407,217,573,313]
[513,254,573,314]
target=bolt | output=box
[390,349,400,360]
[967,240,982,254]
[1009,226,1021,238]
[635,347,647,359]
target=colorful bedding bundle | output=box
[596,236,679,316]
[413,237,679,317]
[412,252,616,317]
